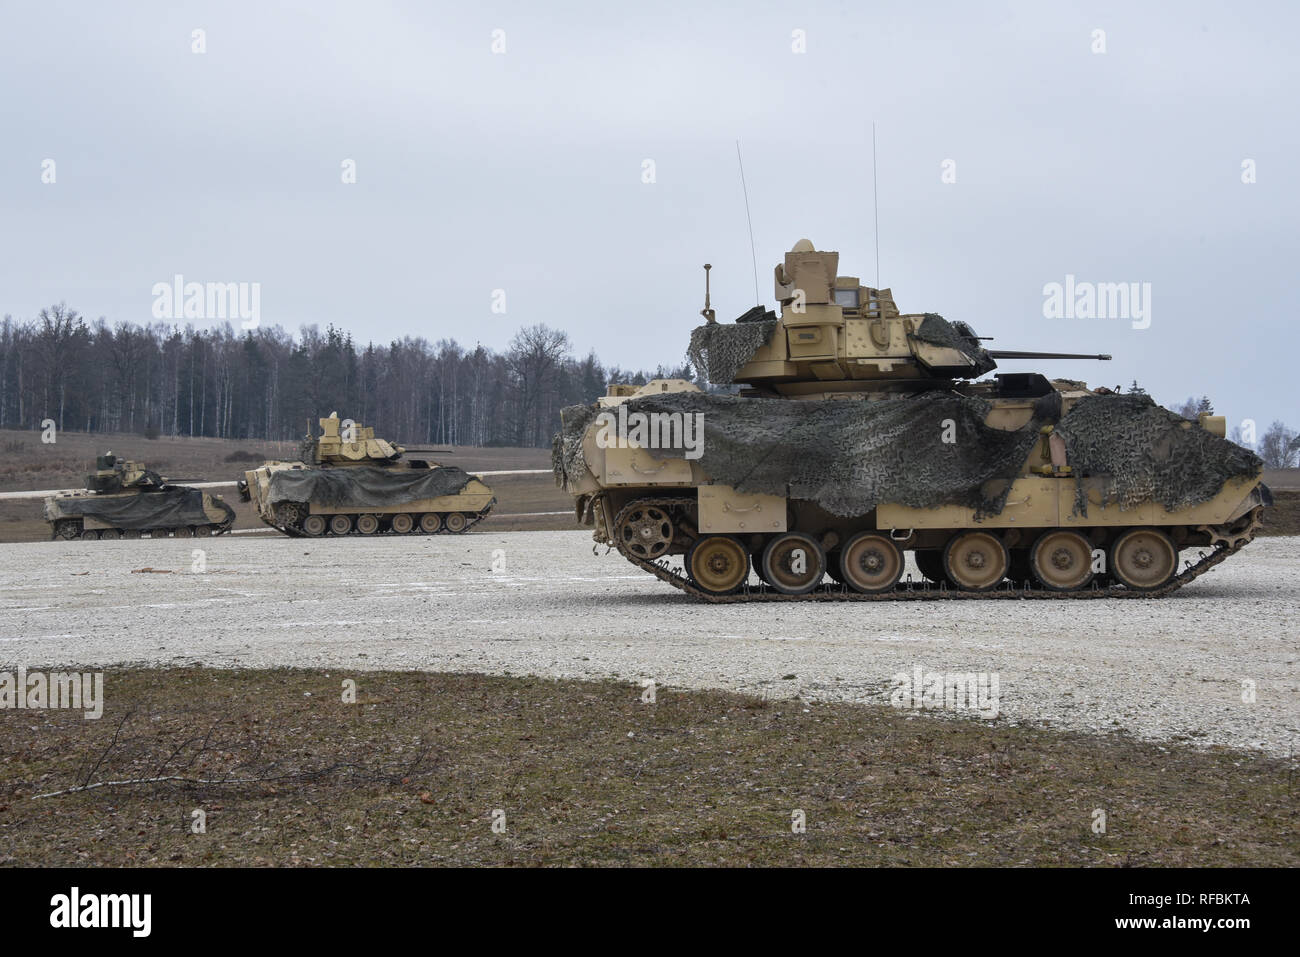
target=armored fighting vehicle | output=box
[553,239,1269,600]
[239,414,495,537]
[44,454,235,540]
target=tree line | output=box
[2,305,1296,466]
[0,305,693,449]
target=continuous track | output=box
[610,497,1264,602]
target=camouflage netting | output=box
[551,390,1261,520]
[267,466,473,508]
[47,488,233,529]
[686,311,996,385]
[1054,394,1262,515]
[552,404,599,489]
[688,319,778,385]
[625,391,1047,517]
[912,314,998,377]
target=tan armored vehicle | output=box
[44,453,235,540]
[553,239,1269,600]
[239,414,495,537]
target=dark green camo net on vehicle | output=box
[553,391,1261,520]
[267,466,473,509]
[687,319,778,386]
[686,312,995,385]
[1053,394,1261,516]
[46,487,233,529]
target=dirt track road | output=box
[2,531,1296,755]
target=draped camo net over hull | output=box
[1054,394,1262,516]
[266,465,474,509]
[45,487,233,530]
[553,391,1262,520]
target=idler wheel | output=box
[329,515,353,536]
[356,514,380,535]
[301,514,327,537]
[419,513,443,534]
[1030,530,1094,591]
[1110,527,1177,592]
[761,532,826,595]
[443,513,468,534]
[839,533,903,594]
[617,503,673,560]
[943,532,1008,592]
[390,513,414,534]
[686,535,750,596]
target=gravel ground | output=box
[2,531,1297,755]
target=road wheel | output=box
[356,514,380,535]
[686,535,750,596]
[1110,527,1177,592]
[81,529,100,541]
[760,532,826,595]
[99,528,121,541]
[173,526,192,538]
[944,531,1008,592]
[301,514,327,537]
[443,513,468,534]
[1007,549,1032,585]
[193,524,213,537]
[839,533,903,594]
[122,529,141,540]
[329,515,353,536]
[1030,530,1094,591]
[419,513,442,534]
[616,503,672,559]
[390,513,414,534]
[913,549,948,584]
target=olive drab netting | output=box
[687,319,778,386]
[686,312,995,386]
[46,487,233,529]
[1053,394,1262,516]
[551,390,1261,519]
[552,404,599,489]
[617,391,1045,517]
[912,314,998,377]
[266,466,474,509]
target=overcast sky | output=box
[1,0,1296,433]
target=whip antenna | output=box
[736,140,760,305]
[872,122,880,287]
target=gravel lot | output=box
[3,531,1297,755]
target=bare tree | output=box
[1258,421,1300,469]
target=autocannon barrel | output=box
[988,351,1112,361]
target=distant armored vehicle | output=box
[44,454,235,540]
[239,414,495,537]
[553,239,1269,600]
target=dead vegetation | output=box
[1,669,1294,867]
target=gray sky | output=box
[2,0,1296,434]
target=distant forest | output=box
[0,305,694,449]
[3,305,1298,466]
